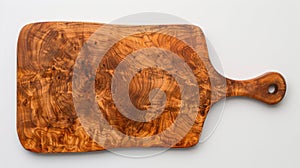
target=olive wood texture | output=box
[17,22,286,153]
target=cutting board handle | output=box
[225,72,286,104]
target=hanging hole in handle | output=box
[268,84,278,94]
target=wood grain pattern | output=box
[17,22,286,153]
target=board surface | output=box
[17,22,286,153]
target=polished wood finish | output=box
[17,22,286,153]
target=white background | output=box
[1,0,299,167]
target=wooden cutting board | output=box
[17,22,286,153]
